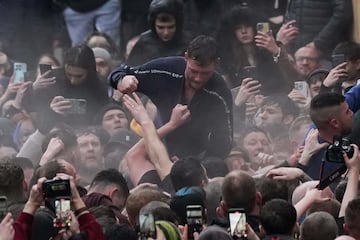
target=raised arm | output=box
[339,144,360,218]
[124,93,190,185]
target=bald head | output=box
[222,171,257,213]
[335,236,356,240]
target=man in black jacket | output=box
[286,0,353,57]
[109,35,233,160]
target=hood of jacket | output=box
[148,0,184,43]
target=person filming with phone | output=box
[216,6,297,94]
[45,45,108,127]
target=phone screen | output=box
[229,209,247,238]
[243,66,257,79]
[65,99,87,114]
[186,205,203,239]
[294,81,308,98]
[139,213,156,238]
[39,64,53,77]
[257,22,270,33]
[0,196,7,221]
[54,198,71,229]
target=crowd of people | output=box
[0,0,360,239]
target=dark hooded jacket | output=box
[126,0,191,66]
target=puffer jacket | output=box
[286,0,353,54]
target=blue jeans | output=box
[64,0,121,47]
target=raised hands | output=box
[323,62,348,88]
[50,96,71,115]
[168,104,191,129]
[234,78,261,107]
[123,93,151,125]
[13,81,32,109]
[32,70,56,91]
[276,20,299,46]
[299,129,329,166]
[39,137,65,166]
[343,144,360,171]
[255,31,280,56]
[117,75,138,94]
[266,167,305,181]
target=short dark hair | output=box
[105,224,137,240]
[310,92,345,130]
[75,126,110,146]
[222,171,256,212]
[333,41,360,62]
[30,160,69,187]
[260,199,296,235]
[262,94,300,119]
[300,211,338,240]
[307,69,328,85]
[12,157,33,170]
[186,35,219,66]
[42,125,77,154]
[255,177,289,205]
[0,158,24,200]
[237,125,270,148]
[345,198,360,236]
[201,156,229,178]
[156,12,175,22]
[170,157,207,191]
[90,169,129,199]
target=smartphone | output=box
[139,212,156,238]
[332,54,345,67]
[0,196,7,221]
[14,62,27,83]
[229,208,247,239]
[186,205,203,239]
[243,66,257,79]
[294,81,309,98]
[53,197,71,230]
[65,99,87,114]
[52,68,65,80]
[39,64,53,77]
[257,22,270,33]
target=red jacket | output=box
[13,211,105,240]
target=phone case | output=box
[14,63,27,83]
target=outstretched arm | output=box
[124,93,190,185]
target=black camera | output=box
[326,136,354,163]
[42,179,71,198]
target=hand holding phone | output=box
[294,81,309,98]
[186,205,204,239]
[139,212,156,238]
[65,99,87,114]
[39,64,53,78]
[54,197,72,230]
[229,208,247,239]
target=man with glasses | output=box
[294,45,322,80]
